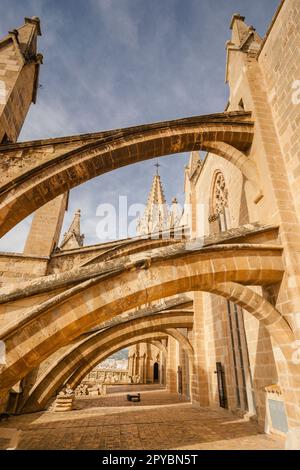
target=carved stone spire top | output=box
[60,209,85,250]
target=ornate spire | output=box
[60,209,85,250]
[146,171,167,207]
[230,13,248,45]
[188,151,202,179]
[137,165,169,236]
[228,12,262,53]
[169,197,181,229]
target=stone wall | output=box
[258,0,300,224]
[128,342,165,384]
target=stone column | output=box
[166,336,178,393]
[24,194,68,259]
[191,292,209,405]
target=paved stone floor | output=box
[0,385,285,450]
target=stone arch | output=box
[80,237,183,268]
[69,328,194,394]
[0,243,288,397]
[68,334,168,391]
[0,112,254,236]
[20,311,193,412]
[210,282,292,342]
[165,327,196,398]
[130,339,167,357]
[25,333,167,412]
[201,141,261,200]
[148,340,167,357]
[165,328,194,360]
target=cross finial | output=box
[154,162,160,175]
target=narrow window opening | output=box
[238,98,245,111]
[1,133,11,144]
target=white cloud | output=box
[0,216,33,252]
[91,0,139,49]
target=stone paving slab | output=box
[0,387,285,450]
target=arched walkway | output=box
[69,333,172,392]
[69,328,193,394]
[20,311,193,412]
[0,242,288,396]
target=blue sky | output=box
[0,0,279,251]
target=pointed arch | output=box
[0,242,286,397]
[20,311,193,412]
[0,112,254,237]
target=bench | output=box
[127,393,141,402]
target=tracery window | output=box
[209,172,229,232]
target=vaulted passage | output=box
[0,241,288,397]
[19,311,194,413]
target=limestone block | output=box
[285,428,300,450]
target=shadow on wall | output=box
[238,176,250,226]
[252,322,278,428]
